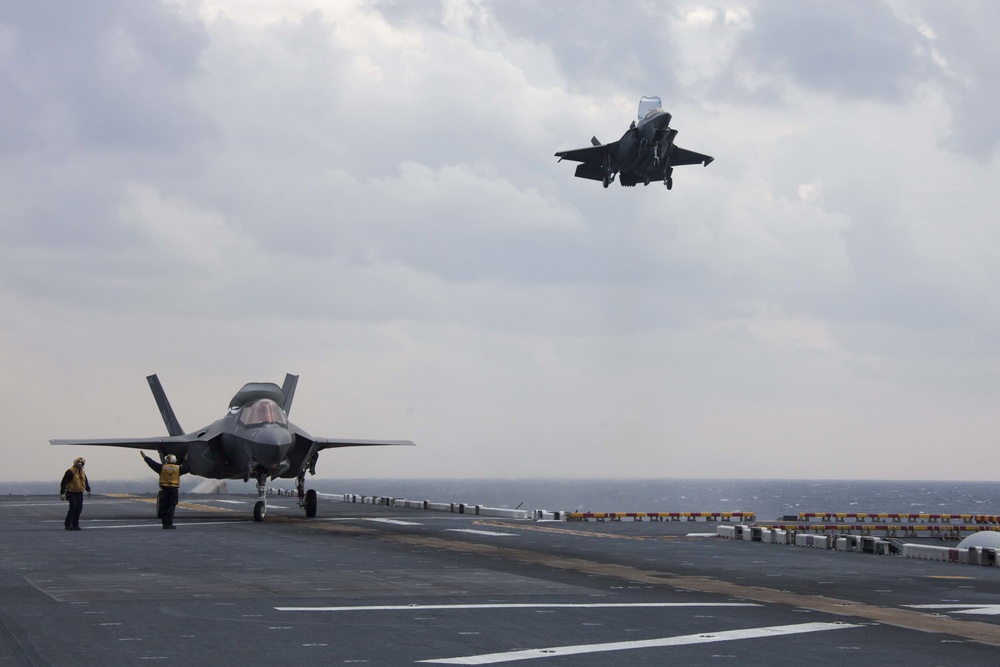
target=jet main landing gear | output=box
[295,471,318,518]
[602,155,617,189]
[305,489,317,517]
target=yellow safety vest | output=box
[159,463,181,488]
[65,468,88,493]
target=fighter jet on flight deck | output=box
[555,96,713,189]
[50,374,414,522]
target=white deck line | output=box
[418,622,861,664]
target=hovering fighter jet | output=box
[555,96,713,189]
[50,374,414,522]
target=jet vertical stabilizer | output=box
[281,374,299,417]
[146,374,184,436]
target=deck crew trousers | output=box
[65,492,83,529]
[159,487,179,528]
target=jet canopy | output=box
[229,382,286,409]
[637,96,662,121]
[238,398,288,427]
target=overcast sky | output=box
[3,0,999,483]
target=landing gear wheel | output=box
[305,489,317,518]
[665,177,673,190]
[602,175,610,188]
[253,500,266,522]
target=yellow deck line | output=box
[106,493,240,514]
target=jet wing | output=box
[554,142,613,164]
[668,145,714,167]
[50,434,206,449]
[312,438,416,452]
[555,141,618,182]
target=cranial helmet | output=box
[73,457,85,467]
[164,454,177,464]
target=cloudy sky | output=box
[2,0,999,483]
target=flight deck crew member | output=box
[59,457,91,530]
[141,451,190,529]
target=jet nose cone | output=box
[251,426,294,448]
[243,426,295,469]
[652,111,671,129]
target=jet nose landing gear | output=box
[253,471,267,522]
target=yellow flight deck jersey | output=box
[65,469,88,493]
[159,464,181,488]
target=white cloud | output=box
[118,184,234,271]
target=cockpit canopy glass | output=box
[637,95,662,121]
[237,398,287,427]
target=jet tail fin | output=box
[146,374,184,436]
[281,373,299,416]
[591,136,601,147]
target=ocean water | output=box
[6,478,999,521]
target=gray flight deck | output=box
[2,494,1000,665]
